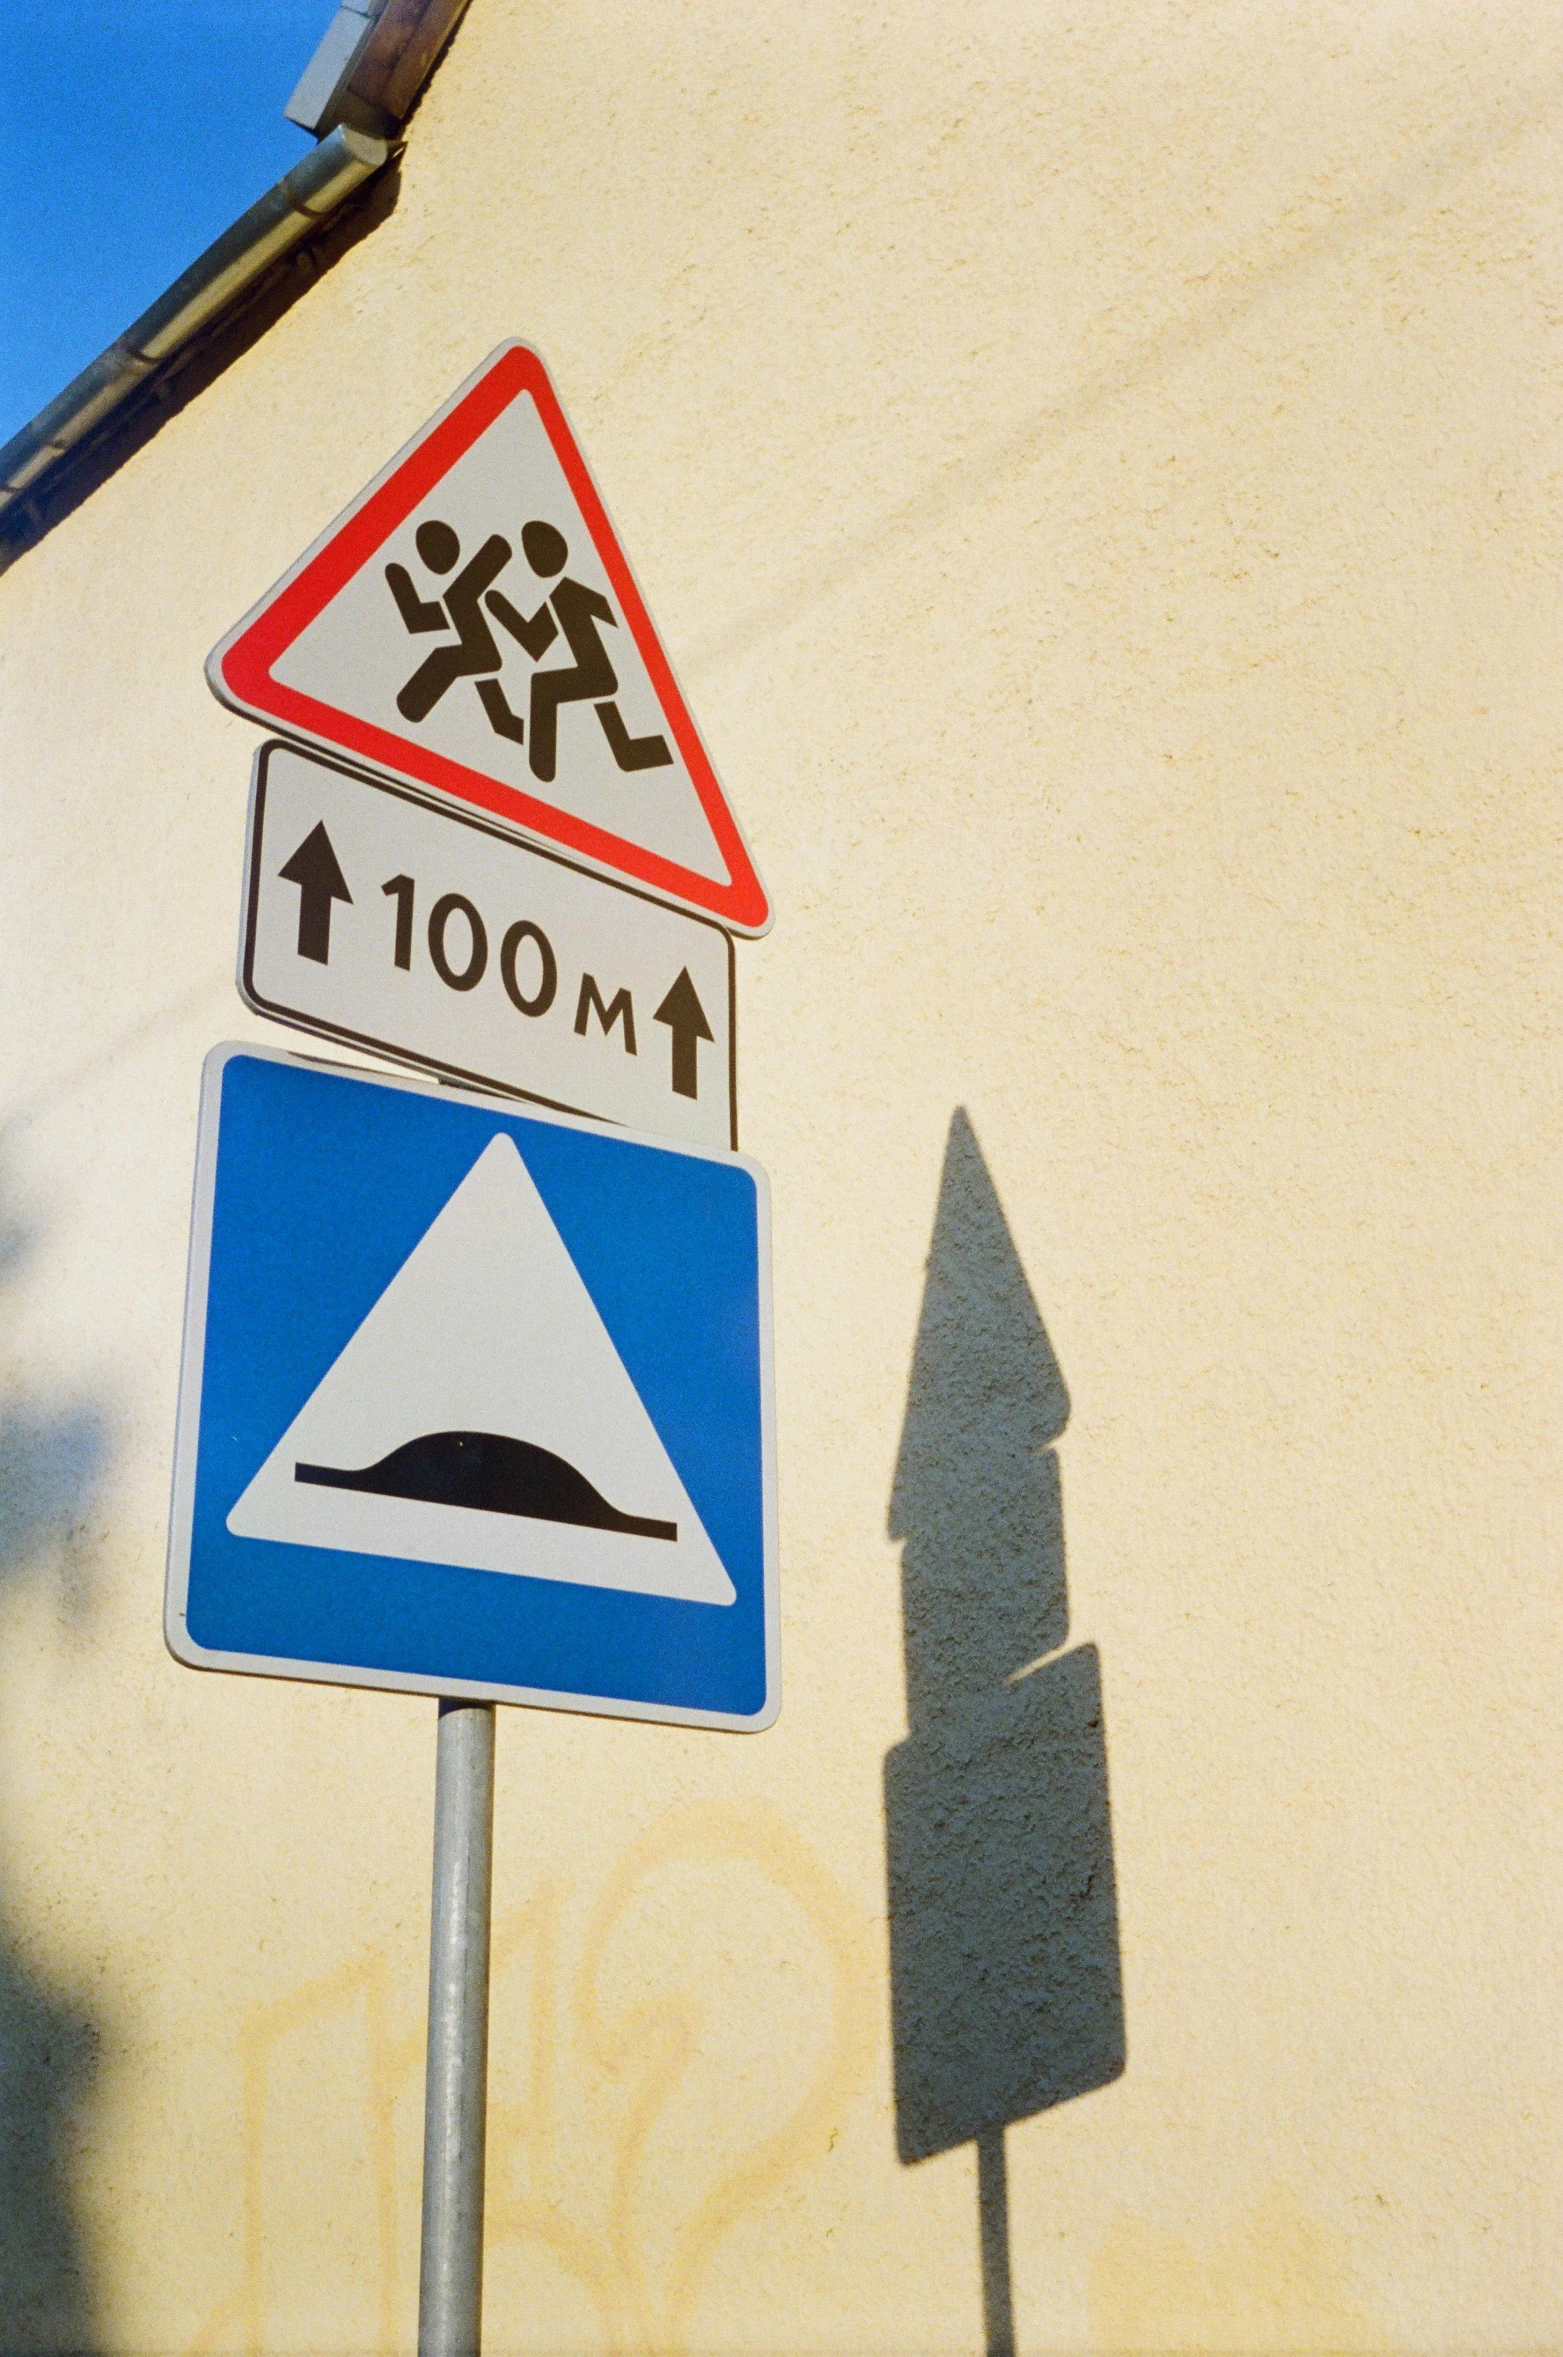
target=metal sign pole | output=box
[418,1698,496,2357]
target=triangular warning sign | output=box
[207,343,770,935]
[227,1132,736,1606]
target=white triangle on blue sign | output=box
[226,1133,735,1606]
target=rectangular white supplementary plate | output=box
[241,740,736,1149]
[165,1043,778,1730]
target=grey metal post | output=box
[418,1699,496,2357]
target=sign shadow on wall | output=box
[0,1156,112,2352]
[883,1110,1125,2355]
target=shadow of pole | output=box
[976,2127,1016,2357]
[883,1110,1125,2353]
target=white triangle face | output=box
[227,1135,735,1607]
[270,394,731,886]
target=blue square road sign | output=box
[166,1045,778,1730]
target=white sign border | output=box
[239,739,739,1150]
[165,1041,779,1733]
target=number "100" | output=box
[382,873,557,1016]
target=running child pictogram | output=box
[387,518,674,783]
[206,340,773,933]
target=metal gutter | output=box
[0,0,471,551]
[0,125,387,522]
[287,1,390,137]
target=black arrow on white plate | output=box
[653,967,714,1100]
[279,822,353,964]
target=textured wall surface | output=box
[0,2,1560,2349]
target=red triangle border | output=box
[215,345,770,935]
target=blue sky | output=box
[0,2,333,448]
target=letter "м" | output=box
[574,975,636,1053]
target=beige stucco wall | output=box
[1,1,1560,2348]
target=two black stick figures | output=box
[385,519,673,783]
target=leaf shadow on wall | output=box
[884,1111,1125,2357]
[0,1162,113,2354]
